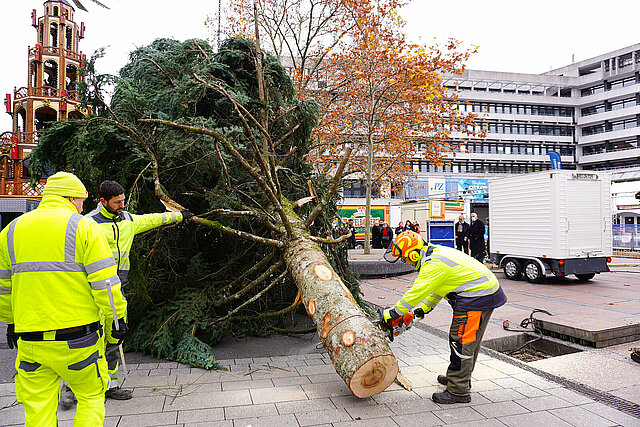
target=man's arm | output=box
[390,260,450,317]
[132,211,184,235]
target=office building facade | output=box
[411,43,640,175]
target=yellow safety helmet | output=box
[391,230,424,263]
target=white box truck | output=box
[489,170,612,282]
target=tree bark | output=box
[282,201,398,398]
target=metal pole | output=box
[105,279,128,380]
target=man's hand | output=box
[111,318,129,340]
[180,209,195,220]
[414,308,425,319]
[6,324,18,349]
[381,308,415,341]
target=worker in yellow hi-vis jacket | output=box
[382,230,507,404]
[0,172,127,426]
[73,180,191,402]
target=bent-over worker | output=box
[382,230,507,404]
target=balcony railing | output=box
[14,87,79,102]
[29,45,82,62]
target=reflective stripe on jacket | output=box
[0,195,127,332]
[393,244,504,316]
[86,204,182,284]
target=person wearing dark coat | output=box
[467,212,486,263]
[380,221,394,249]
[404,219,414,232]
[346,219,357,249]
[455,214,470,254]
[395,221,404,236]
[372,218,383,248]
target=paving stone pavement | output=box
[1,327,639,426]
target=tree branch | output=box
[220,249,276,293]
[309,232,352,245]
[233,291,301,321]
[139,118,295,237]
[209,269,288,326]
[223,259,284,305]
[142,57,177,87]
[304,147,352,228]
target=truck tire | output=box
[503,259,522,280]
[575,273,596,281]
[524,261,544,283]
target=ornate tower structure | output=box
[1,0,88,197]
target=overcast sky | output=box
[2,0,640,131]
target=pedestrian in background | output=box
[413,221,421,234]
[396,221,404,236]
[0,172,127,426]
[347,219,357,249]
[455,214,470,254]
[372,218,383,248]
[468,213,486,263]
[332,219,345,239]
[405,219,414,232]
[380,221,394,248]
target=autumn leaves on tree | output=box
[224,0,482,253]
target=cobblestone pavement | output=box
[2,327,639,426]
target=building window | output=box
[343,180,379,198]
[619,54,633,68]
[583,124,605,136]
[581,84,604,97]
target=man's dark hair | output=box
[99,180,125,201]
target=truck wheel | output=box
[503,259,522,280]
[524,261,544,283]
[575,273,595,281]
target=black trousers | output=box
[455,239,468,254]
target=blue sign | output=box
[548,150,561,170]
[457,179,488,200]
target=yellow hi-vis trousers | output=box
[15,330,109,427]
[103,307,127,389]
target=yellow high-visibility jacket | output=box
[86,204,183,284]
[0,195,126,333]
[393,244,507,316]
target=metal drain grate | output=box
[482,344,640,420]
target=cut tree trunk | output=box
[282,202,398,398]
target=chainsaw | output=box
[372,308,422,391]
[373,308,424,342]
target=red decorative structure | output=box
[0,1,87,197]
[10,137,18,160]
[80,22,85,39]
[34,44,42,62]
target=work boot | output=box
[432,390,471,404]
[437,375,471,389]
[105,387,133,400]
[59,388,77,410]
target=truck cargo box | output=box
[489,170,612,260]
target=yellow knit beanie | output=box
[42,171,88,198]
